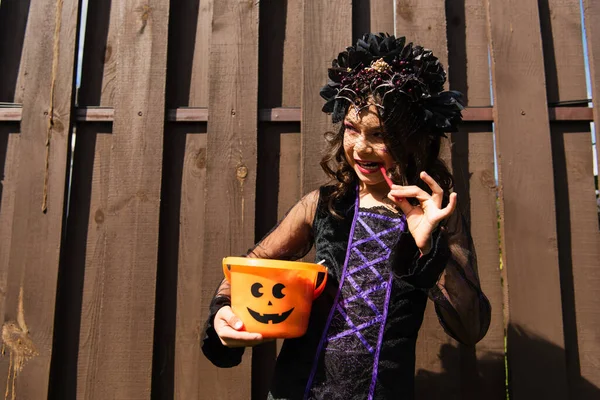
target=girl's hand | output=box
[387,171,457,254]
[214,306,271,348]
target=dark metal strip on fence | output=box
[0,106,594,122]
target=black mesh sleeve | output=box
[201,191,319,367]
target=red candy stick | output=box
[380,166,403,202]
[380,166,394,188]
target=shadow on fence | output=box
[414,324,600,400]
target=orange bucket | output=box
[222,257,328,338]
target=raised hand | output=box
[387,171,457,254]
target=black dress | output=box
[202,185,491,400]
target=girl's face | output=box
[343,104,395,192]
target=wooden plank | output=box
[280,0,303,108]
[253,124,302,400]
[0,125,19,324]
[540,0,588,104]
[70,0,122,397]
[578,2,600,397]
[77,0,119,107]
[395,0,448,71]
[0,0,80,398]
[486,0,568,398]
[74,1,170,398]
[446,1,505,399]
[0,0,30,102]
[254,1,303,397]
[450,124,505,400]
[446,0,492,106]
[353,0,395,42]
[543,1,597,398]
[49,0,117,396]
[165,0,214,398]
[302,0,352,194]
[259,0,302,108]
[551,124,600,399]
[51,123,112,399]
[164,124,208,400]
[202,0,260,398]
[394,2,462,398]
[583,0,600,222]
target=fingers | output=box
[420,171,443,208]
[220,305,243,330]
[214,306,268,347]
[388,185,430,202]
[387,191,417,216]
[387,172,445,209]
[440,192,458,219]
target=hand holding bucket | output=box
[222,257,328,338]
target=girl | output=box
[202,33,491,400]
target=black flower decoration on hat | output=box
[320,33,464,135]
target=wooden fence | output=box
[0,0,598,399]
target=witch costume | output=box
[201,34,491,400]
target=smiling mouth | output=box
[355,160,382,173]
[247,307,294,324]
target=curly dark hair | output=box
[319,33,459,217]
[320,98,454,217]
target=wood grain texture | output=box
[417,139,461,400]
[551,124,600,399]
[165,0,214,398]
[75,1,170,398]
[447,1,504,399]
[0,126,19,323]
[0,0,31,102]
[541,0,588,103]
[393,2,461,398]
[446,0,492,106]
[59,1,117,397]
[169,126,209,400]
[583,0,600,221]
[202,1,260,398]
[302,0,352,194]
[452,126,505,400]
[546,1,599,397]
[258,0,302,109]
[395,0,448,70]
[354,0,395,42]
[254,2,303,396]
[0,0,80,398]
[581,3,600,394]
[77,0,119,107]
[486,0,568,398]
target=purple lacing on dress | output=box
[370,272,395,399]
[303,190,361,400]
[304,196,406,400]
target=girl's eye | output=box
[372,131,383,138]
[344,124,357,133]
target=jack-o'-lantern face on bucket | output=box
[233,271,316,337]
[247,282,294,324]
[223,257,328,338]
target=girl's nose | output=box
[354,135,372,152]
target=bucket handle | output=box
[313,270,328,299]
[222,259,232,282]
